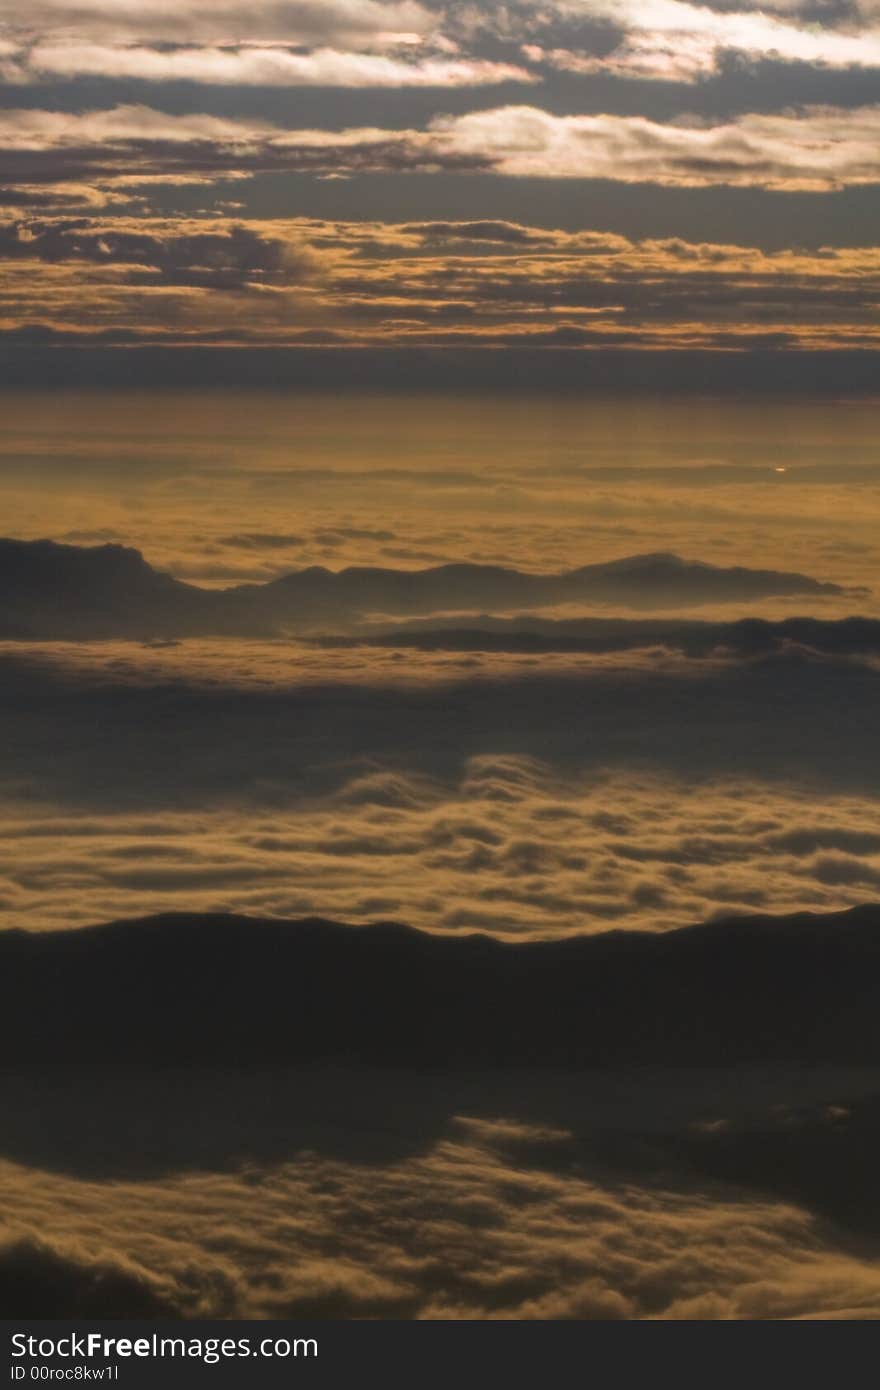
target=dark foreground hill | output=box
[0,538,858,638]
[2,905,879,1068]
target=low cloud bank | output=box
[4,763,880,934]
[3,1107,880,1319]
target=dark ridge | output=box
[2,905,879,1069]
[250,552,854,624]
[314,614,880,657]
[0,538,226,640]
[0,537,855,639]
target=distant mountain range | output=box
[3,905,879,1068]
[0,538,859,639]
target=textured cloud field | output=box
[5,0,880,92]
[4,746,880,934]
[4,0,880,360]
[1,211,879,349]
[5,1105,880,1320]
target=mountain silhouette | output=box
[0,539,221,639]
[2,905,879,1068]
[0,538,857,639]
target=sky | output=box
[0,0,879,367]
[3,0,880,1327]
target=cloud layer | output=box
[525,0,880,83]
[4,1108,880,1318]
[1,212,879,350]
[2,2,878,358]
[4,102,880,195]
[4,746,880,933]
[5,0,880,90]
